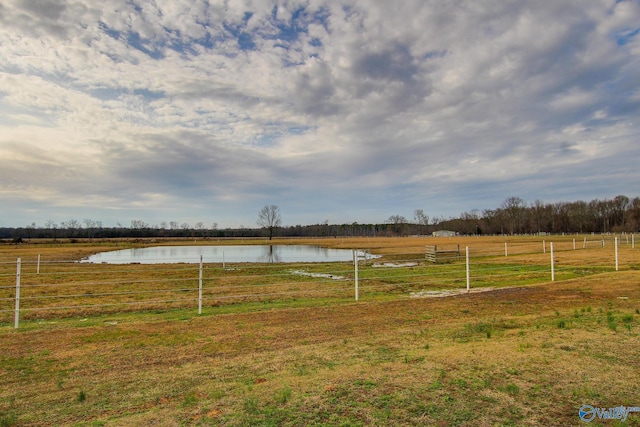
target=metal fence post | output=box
[198,255,203,314]
[465,247,470,292]
[15,258,21,329]
[353,250,359,302]
[550,243,555,282]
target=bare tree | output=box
[501,196,526,235]
[25,222,36,240]
[195,221,206,237]
[45,220,58,241]
[414,209,429,235]
[387,214,407,224]
[257,205,282,240]
[61,219,81,238]
[83,219,97,241]
[131,219,148,229]
[629,197,640,231]
[531,200,545,234]
[387,214,408,235]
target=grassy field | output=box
[1,236,639,426]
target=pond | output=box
[81,245,376,264]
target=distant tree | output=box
[131,219,148,229]
[501,196,526,234]
[628,197,640,231]
[83,219,97,240]
[613,195,630,230]
[459,210,480,235]
[531,200,545,234]
[257,205,282,240]
[45,220,58,241]
[25,222,36,240]
[567,201,589,234]
[387,214,407,224]
[387,215,408,235]
[61,219,81,237]
[414,209,429,234]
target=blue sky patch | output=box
[615,27,639,46]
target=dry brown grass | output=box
[1,237,639,426]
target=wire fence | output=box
[1,236,637,328]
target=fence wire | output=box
[0,239,636,326]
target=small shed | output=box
[432,230,456,237]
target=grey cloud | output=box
[17,0,66,20]
[1,0,82,39]
[1,0,639,227]
[353,46,419,83]
[292,59,340,117]
[98,131,281,201]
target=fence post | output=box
[15,258,21,329]
[198,255,203,314]
[543,240,546,254]
[37,254,41,274]
[550,243,555,282]
[615,237,619,272]
[505,242,508,257]
[573,238,576,250]
[465,247,470,292]
[353,250,359,302]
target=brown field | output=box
[1,236,639,426]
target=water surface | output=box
[82,245,372,264]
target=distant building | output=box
[432,230,457,237]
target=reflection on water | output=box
[259,245,281,263]
[82,245,373,264]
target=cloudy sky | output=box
[1,0,639,228]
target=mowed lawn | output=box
[1,238,639,426]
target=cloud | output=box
[1,0,639,227]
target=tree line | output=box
[462,195,639,235]
[2,195,639,242]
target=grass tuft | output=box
[243,396,260,415]
[182,392,198,407]
[0,412,18,427]
[274,386,292,405]
[504,383,520,395]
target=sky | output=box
[1,0,639,229]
